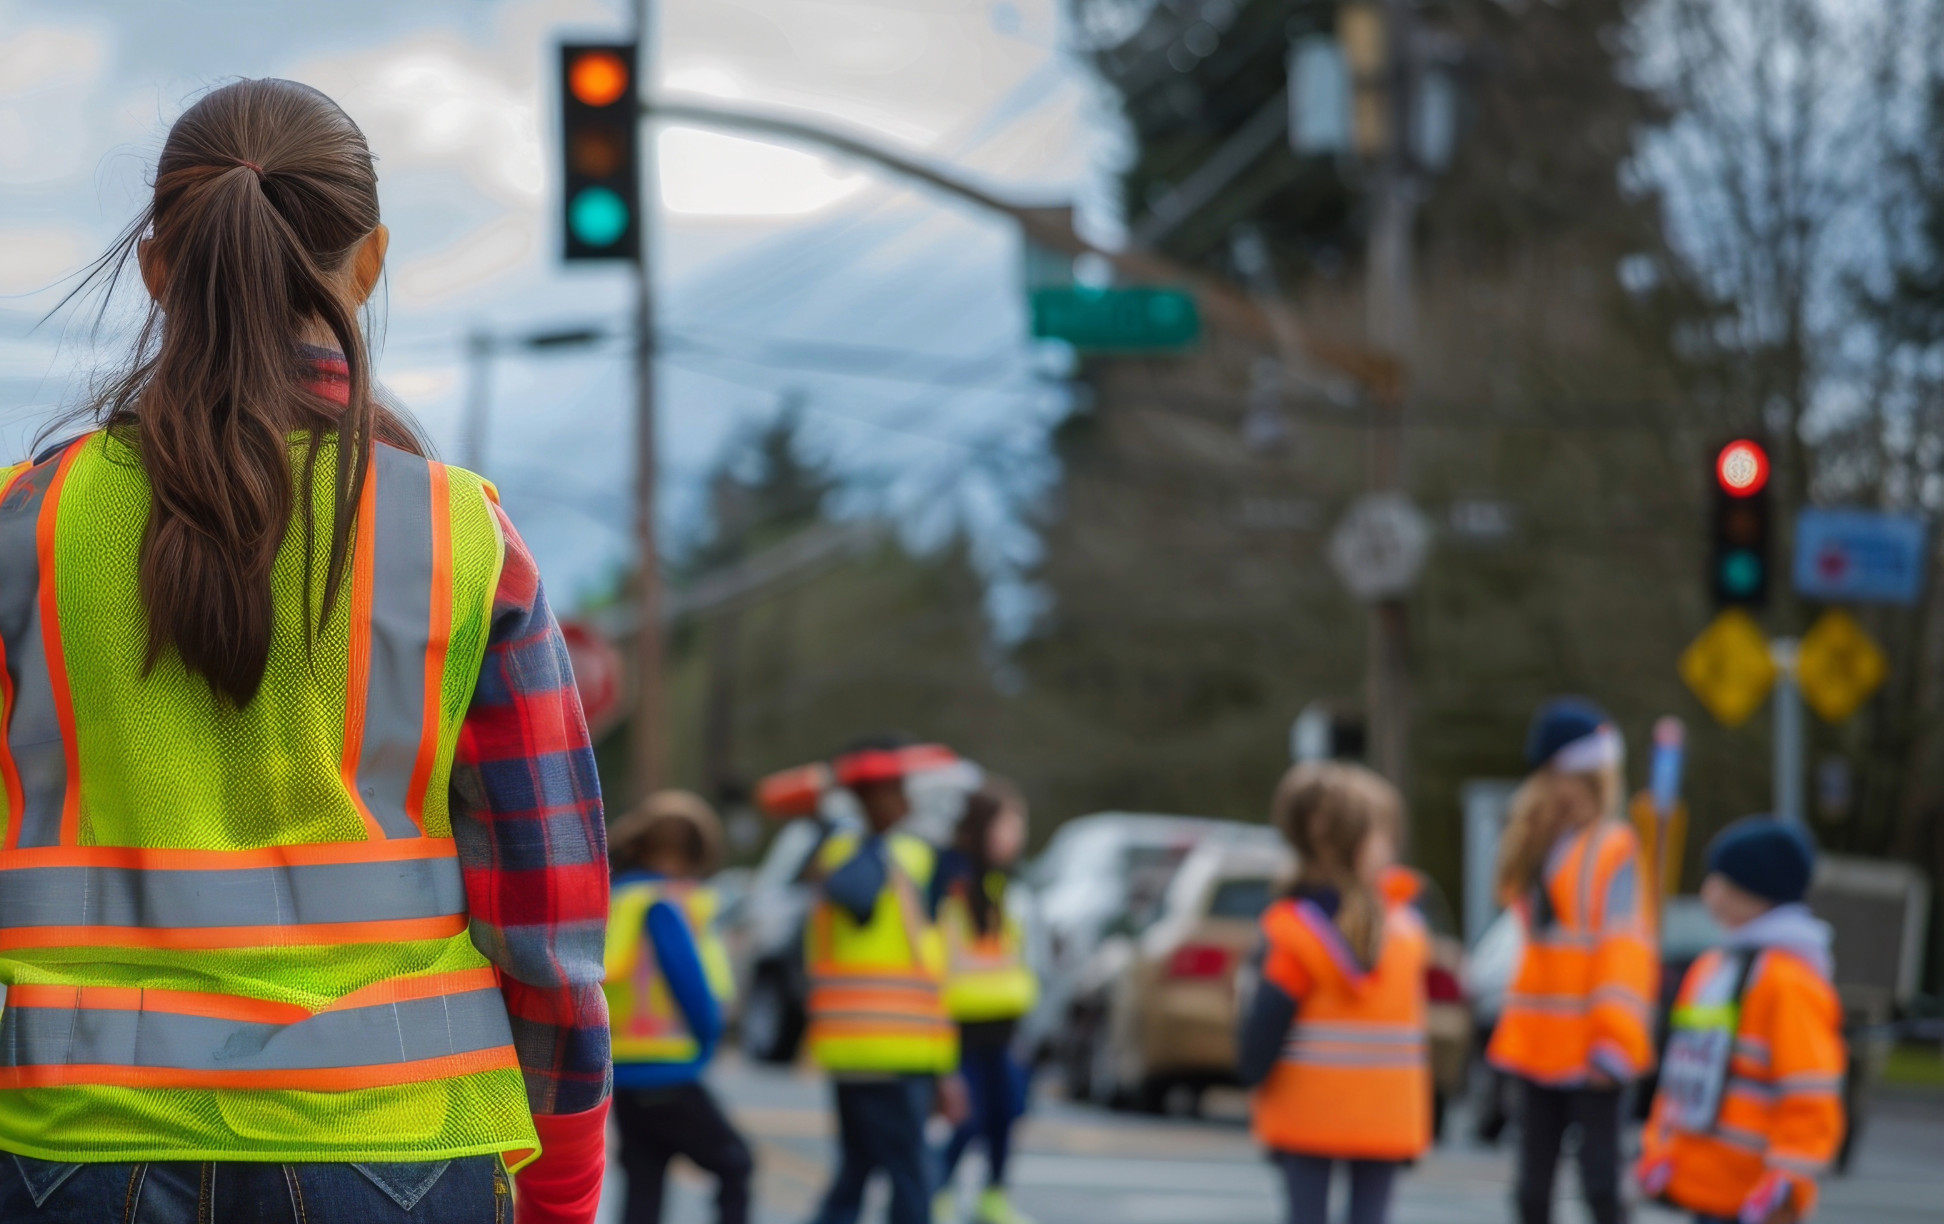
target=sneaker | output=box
[974,1187,1034,1224]
[933,1189,959,1224]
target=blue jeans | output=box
[938,1041,1028,1188]
[1272,1153,1400,1224]
[811,1077,935,1224]
[0,1152,507,1222]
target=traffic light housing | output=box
[559,43,640,262]
[1710,438,1771,608]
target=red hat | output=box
[831,743,958,787]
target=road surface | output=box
[599,1056,1944,1223]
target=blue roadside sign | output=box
[1793,508,1928,605]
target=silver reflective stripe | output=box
[1504,991,1590,1015]
[0,855,466,930]
[356,446,436,839]
[1,987,511,1071]
[1288,1022,1423,1045]
[0,455,69,848]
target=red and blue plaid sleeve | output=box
[451,501,612,1116]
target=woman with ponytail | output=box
[0,80,609,1223]
[1237,763,1430,1224]
[1487,699,1658,1224]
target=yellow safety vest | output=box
[604,878,735,1064]
[805,830,957,1074]
[939,872,1038,1023]
[0,431,537,1166]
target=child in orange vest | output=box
[1489,698,1656,1224]
[1237,762,1430,1224]
[1638,817,1845,1224]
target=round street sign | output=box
[1328,493,1432,602]
[559,620,624,737]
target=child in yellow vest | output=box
[604,791,753,1224]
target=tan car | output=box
[1061,834,1473,1133]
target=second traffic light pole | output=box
[631,0,666,799]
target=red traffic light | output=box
[1716,439,1769,497]
[568,50,630,108]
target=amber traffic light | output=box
[559,43,640,262]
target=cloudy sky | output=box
[0,0,1112,610]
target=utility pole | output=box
[630,0,666,799]
[461,329,493,472]
[1364,0,1419,790]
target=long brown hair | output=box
[51,78,421,706]
[1493,763,1621,906]
[952,776,1024,937]
[1271,762,1401,969]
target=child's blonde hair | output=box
[1270,762,1403,968]
[1493,761,1621,907]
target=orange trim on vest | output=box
[0,1044,519,1093]
[0,837,462,872]
[0,913,469,952]
[340,466,385,840]
[0,464,23,831]
[403,461,452,834]
[37,442,82,847]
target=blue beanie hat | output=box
[1525,697,1616,771]
[1706,816,1816,905]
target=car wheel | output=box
[1059,1008,1096,1102]
[739,967,802,1064]
[1431,1089,1447,1143]
[1088,1025,1129,1109]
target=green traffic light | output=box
[569,186,629,248]
[1721,549,1763,596]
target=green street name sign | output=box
[1029,286,1201,352]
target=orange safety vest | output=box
[1488,819,1658,1084]
[1250,895,1431,1161]
[1641,947,1845,1220]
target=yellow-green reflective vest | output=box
[805,830,957,1074]
[940,873,1039,1023]
[0,432,538,1166]
[604,879,735,1064]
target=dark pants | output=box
[811,1077,934,1224]
[1514,1079,1625,1224]
[938,1038,1026,1188]
[1272,1152,1399,1224]
[614,1081,754,1224]
[0,1152,505,1223]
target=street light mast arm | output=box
[642,97,1401,396]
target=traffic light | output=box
[559,43,640,262]
[1710,438,1771,607]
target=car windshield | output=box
[1207,876,1276,920]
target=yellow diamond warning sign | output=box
[1796,610,1887,723]
[1680,610,1776,727]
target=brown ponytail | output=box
[1271,762,1402,969]
[50,79,421,706]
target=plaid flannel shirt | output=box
[451,501,613,1117]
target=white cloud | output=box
[658,126,865,217]
[0,19,111,186]
[0,224,88,294]
[395,213,534,305]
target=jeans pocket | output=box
[9,1154,84,1208]
[349,1161,453,1211]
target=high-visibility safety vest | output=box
[1251,895,1432,1160]
[1487,819,1659,1085]
[0,432,538,1166]
[804,830,957,1074]
[1641,947,1845,1221]
[604,878,736,1064]
[939,872,1038,1024]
